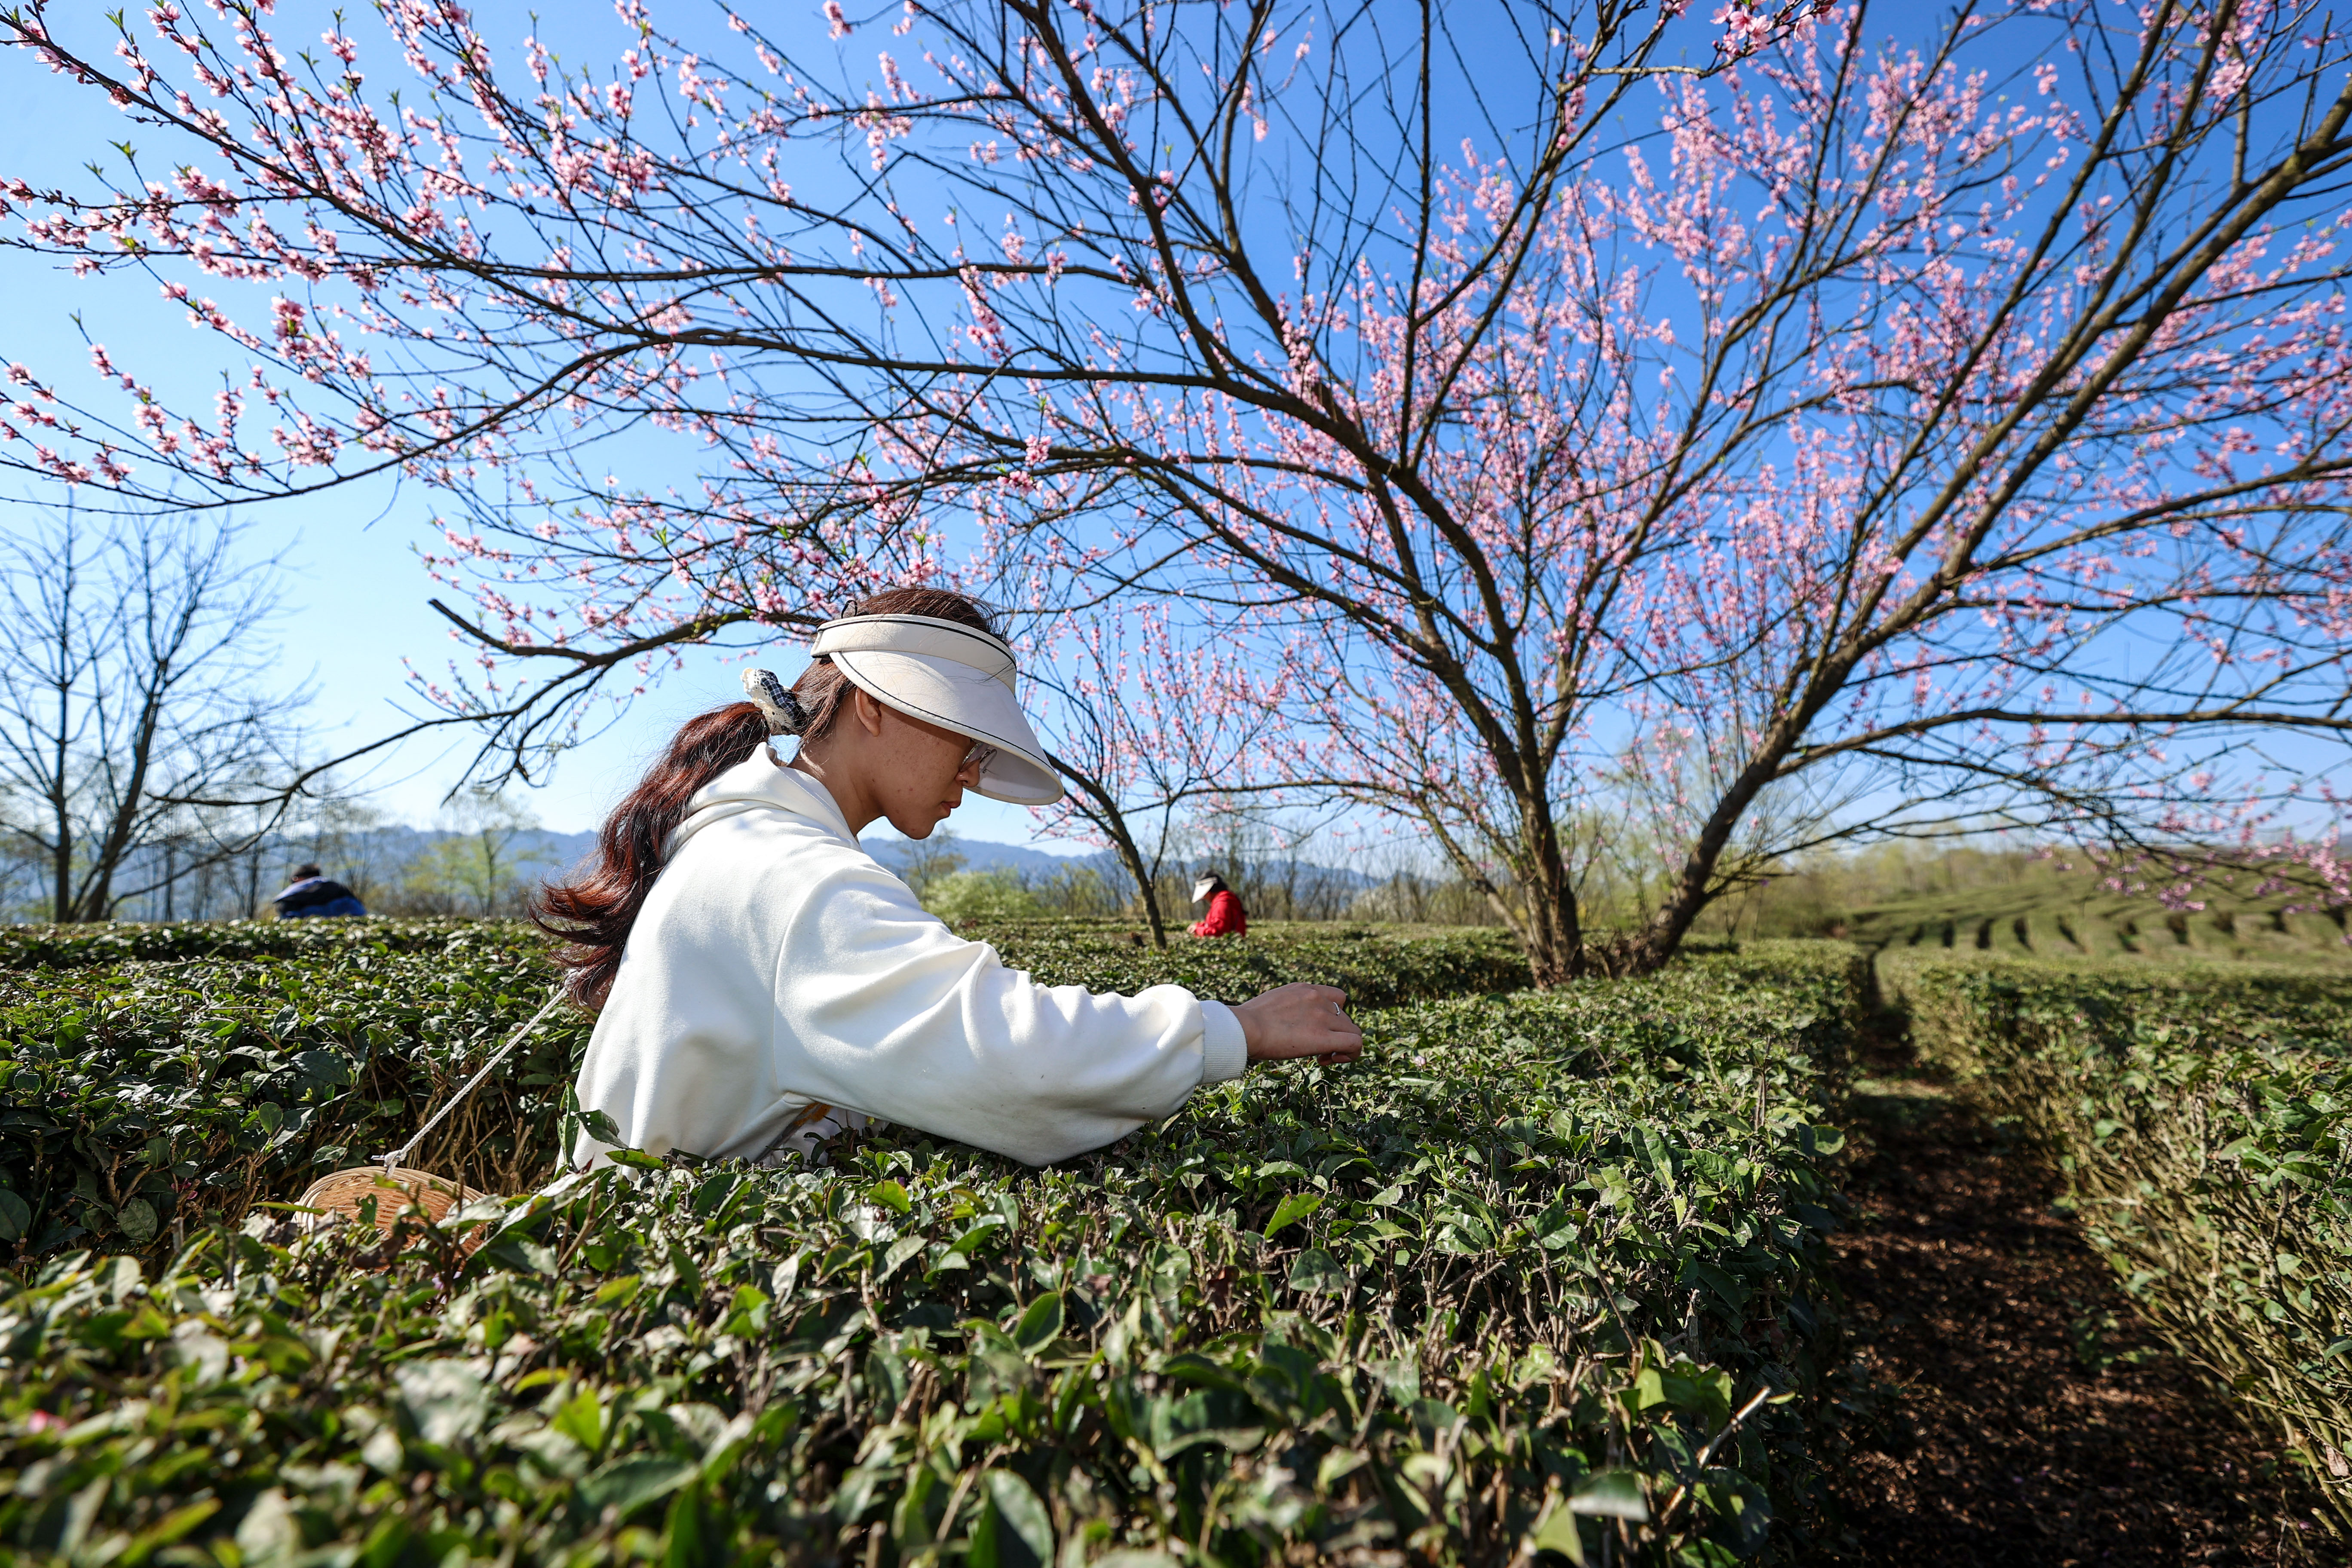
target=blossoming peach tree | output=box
[1015,593,1294,946]
[2,0,2349,978]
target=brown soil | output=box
[1824,1021,2336,1565]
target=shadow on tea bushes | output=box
[0,966,1864,1566]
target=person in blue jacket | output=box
[272,863,367,919]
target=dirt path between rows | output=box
[1822,1017,2332,1565]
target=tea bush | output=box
[1888,952,2352,1531]
[1672,943,1872,1042]
[0,919,1534,1002]
[0,919,474,971]
[0,929,583,1258]
[0,929,1866,1564]
[0,922,1536,1260]
[981,922,1534,1006]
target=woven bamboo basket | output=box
[289,988,567,1255]
[295,1164,492,1249]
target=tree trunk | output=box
[70,683,172,921]
[1094,808,1167,947]
[47,649,70,924]
[1118,833,1169,947]
[1420,798,1594,986]
[1517,862,1587,986]
[1519,898,1579,987]
[1044,748,1170,947]
[1615,720,1813,975]
[47,780,70,924]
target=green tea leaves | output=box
[1286,1249,1348,1295]
[1569,1469,1651,1521]
[576,1454,699,1522]
[1262,1190,1322,1240]
[1010,1290,1063,1353]
[0,923,1876,1563]
[975,1470,1054,1567]
[393,1358,489,1446]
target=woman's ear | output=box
[851,685,888,738]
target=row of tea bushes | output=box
[1674,942,1873,1042]
[0,956,1863,1565]
[955,921,1533,1007]
[1886,952,2352,1532]
[0,922,1539,1262]
[0,919,1535,1005]
[0,919,474,970]
[0,928,582,1259]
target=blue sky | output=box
[0,0,1604,850]
[0,0,1713,846]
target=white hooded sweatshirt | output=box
[571,747,1249,1167]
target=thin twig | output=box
[1655,1384,1777,1527]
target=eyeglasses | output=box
[963,741,998,775]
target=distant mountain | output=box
[344,827,1090,881]
[328,826,600,876]
[866,834,1380,893]
[395,827,1092,882]
[864,835,1102,879]
[530,829,601,873]
[342,826,1374,895]
[483,830,1075,879]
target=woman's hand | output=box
[1233,983,1363,1064]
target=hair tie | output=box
[741,668,811,735]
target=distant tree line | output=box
[0,506,573,925]
[0,784,560,924]
[899,816,1507,932]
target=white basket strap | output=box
[379,986,567,1170]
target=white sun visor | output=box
[809,612,1066,805]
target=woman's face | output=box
[791,685,992,839]
[854,692,989,839]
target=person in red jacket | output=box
[1188,873,1247,938]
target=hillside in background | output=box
[333,828,1105,882]
[1712,845,2352,966]
[451,829,1362,888]
[1847,882,2351,965]
[262,824,1379,925]
[861,834,1102,880]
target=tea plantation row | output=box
[0,923,1871,1564]
[1884,951,2352,1534]
[0,921,1533,1256]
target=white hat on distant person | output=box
[741,613,1064,805]
[1191,876,1221,903]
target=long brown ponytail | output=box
[535,585,1001,1009]
[533,703,767,1008]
